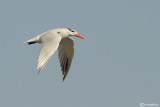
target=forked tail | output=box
[24,36,41,45]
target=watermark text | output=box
[140,103,159,107]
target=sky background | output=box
[0,0,160,107]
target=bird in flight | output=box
[24,28,84,81]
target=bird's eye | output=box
[67,28,75,32]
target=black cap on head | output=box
[66,28,76,32]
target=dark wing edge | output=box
[58,38,74,81]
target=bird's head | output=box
[56,28,84,39]
[66,28,84,39]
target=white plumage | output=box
[24,28,84,81]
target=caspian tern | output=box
[24,28,84,81]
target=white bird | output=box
[24,28,84,81]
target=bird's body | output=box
[24,28,84,81]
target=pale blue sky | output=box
[0,0,160,107]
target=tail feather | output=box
[27,41,37,45]
[24,36,41,45]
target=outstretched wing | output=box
[37,31,62,74]
[58,38,74,81]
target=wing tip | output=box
[63,76,66,81]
